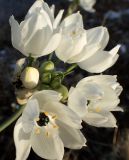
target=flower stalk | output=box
[0,105,24,133]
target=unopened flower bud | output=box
[40,61,54,73]
[55,85,68,101]
[41,72,51,84]
[21,67,39,89]
[51,77,61,89]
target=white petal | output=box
[69,43,100,63]
[56,30,87,63]
[87,26,109,50]
[83,111,117,128]
[77,75,123,96]
[89,86,120,112]
[77,75,117,87]
[9,16,22,52]
[68,87,87,118]
[25,0,43,19]
[53,10,64,29]
[111,106,124,112]
[83,111,109,127]
[22,99,39,133]
[61,12,83,29]
[30,90,62,110]
[50,4,55,16]
[42,33,62,55]
[77,82,104,100]
[43,101,82,129]
[14,118,31,160]
[55,35,74,62]
[24,26,52,57]
[78,45,120,73]
[31,127,64,160]
[57,121,86,149]
[98,112,117,128]
[80,0,96,12]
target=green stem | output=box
[0,106,24,133]
[48,53,53,61]
[64,64,78,76]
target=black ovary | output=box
[37,112,50,126]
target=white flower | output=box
[55,12,120,73]
[68,75,123,128]
[9,0,64,57]
[79,0,96,12]
[14,90,86,160]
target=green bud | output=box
[40,61,54,73]
[55,85,68,102]
[52,71,64,81]
[51,77,62,89]
[41,72,51,84]
[20,67,39,89]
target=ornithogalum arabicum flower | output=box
[14,90,86,160]
[9,0,64,57]
[68,75,123,127]
[55,12,120,73]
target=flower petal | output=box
[78,45,120,73]
[43,101,82,129]
[24,26,52,57]
[14,118,31,160]
[42,33,62,55]
[31,127,64,160]
[25,0,43,19]
[68,87,87,118]
[30,90,62,110]
[87,26,109,50]
[22,99,39,133]
[80,0,96,12]
[69,43,100,63]
[84,111,117,128]
[53,10,64,29]
[90,85,120,112]
[61,12,83,29]
[83,111,109,127]
[9,16,22,52]
[57,121,86,149]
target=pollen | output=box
[44,112,49,116]
[35,128,40,135]
[95,107,101,113]
[53,124,59,129]
[52,115,57,119]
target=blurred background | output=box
[0,0,129,159]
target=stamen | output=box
[52,115,57,119]
[44,112,49,116]
[52,124,58,129]
[95,107,101,113]
[35,128,40,134]
[46,131,50,137]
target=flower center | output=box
[37,112,50,126]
